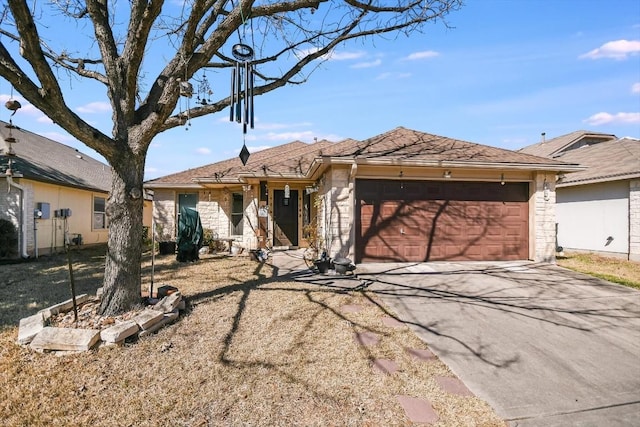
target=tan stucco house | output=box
[520,131,640,261]
[0,121,151,258]
[145,127,583,263]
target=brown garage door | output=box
[356,179,529,262]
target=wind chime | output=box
[229,41,255,166]
[196,72,213,106]
[3,92,21,191]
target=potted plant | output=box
[303,221,330,273]
[313,250,331,273]
[156,224,175,255]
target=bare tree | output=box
[0,0,462,315]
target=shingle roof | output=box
[322,127,572,165]
[145,140,325,185]
[554,137,640,186]
[145,126,577,186]
[518,130,617,158]
[0,121,111,192]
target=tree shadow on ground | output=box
[346,261,640,367]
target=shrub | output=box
[203,228,226,253]
[142,225,152,246]
[0,218,18,258]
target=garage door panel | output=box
[504,225,524,237]
[467,225,485,237]
[505,204,525,218]
[403,245,423,259]
[356,179,529,262]
[485,246,500,257]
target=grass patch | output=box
[557,252,640,290]
[0,247,504,426]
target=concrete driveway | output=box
[356,261,640,426]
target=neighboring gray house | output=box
[520,131,640,261]
[146,127,582,263]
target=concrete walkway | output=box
[356,261,640,426]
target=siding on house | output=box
[556,181,629,256]
[0,177,110,255]
[520,133,639,261]
[628,180,640,261]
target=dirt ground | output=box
[0,246,505,426]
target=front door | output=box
[273,189,298,247]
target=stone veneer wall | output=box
[152,188,259,250]
[152,189,177,240]
[533,173,556,263]
[195,189,223,236]
[629,179,640,261]
[242,187,258,250]
[322,166,354,259]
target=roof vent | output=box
[541,132,546,144]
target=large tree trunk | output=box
[99,151,146,316]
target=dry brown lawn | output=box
[0,246,504,426]
[557,251,640,290]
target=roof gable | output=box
[555,137,640,185]
[323,127,570,166]
[518,130,617,158]
[0,121,111,192]
[145,140,318,185]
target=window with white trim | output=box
[93,196,107,229]
[231,192,244,236]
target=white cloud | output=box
[76,101,111,114]
[351,59,382,69]
[195,147,212,155]
[632,83,640,94]
[326,50,366,61]
[404,50,440,60]
[230,144,272,155]
[295,47,366,61]
[375,72,412,80]
[40,131,74,143]
[295,47,320,59]
[579,39,640,60]
[0,94,46,120]
[265,130,316,141]
[36,115,54,124]
[254,121,312,131]
[584,111,640,126]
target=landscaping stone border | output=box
[16,290,186,353]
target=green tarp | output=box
[176,207,203,262]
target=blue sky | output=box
[1,0,639,180]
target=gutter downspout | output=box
[6,175,29,258]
